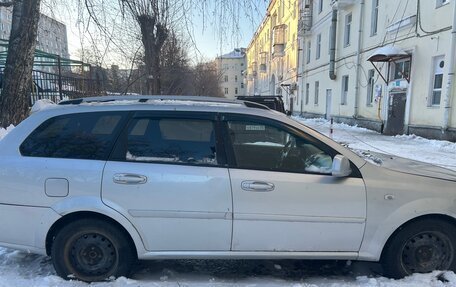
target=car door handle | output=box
[241,181,275,192]
[113,173,147,185]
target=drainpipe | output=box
[329,9,338,80]
[443,1,456,132]
[354,0,365,118]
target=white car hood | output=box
[360,151,456,182]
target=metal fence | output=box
[29,69,102,104]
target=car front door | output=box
[102,111,232,251]
[223,114,366,252]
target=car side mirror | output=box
[332,154,352,177]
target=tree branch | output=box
[0,2,13,7]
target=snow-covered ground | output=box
[294,117,456,171]
[0,117,456,286]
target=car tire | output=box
[382,219,456,279]
[51,218,135,282]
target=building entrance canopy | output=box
[367,45,411,83]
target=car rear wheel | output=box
[51,219,135,282]
[382,219,456,278]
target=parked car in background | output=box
[0,96,455,282]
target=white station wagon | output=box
[0,96,455,282]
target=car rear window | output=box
[20,112,127,160]
[125,118,218,165]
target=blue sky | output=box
[49,1,268,64]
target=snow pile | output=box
[0,124,14,141]
[30,99,57,114]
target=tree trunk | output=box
[137,15,167,95]
[0,0,41,127]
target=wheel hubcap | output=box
[402,231,453,274]
[70,233,117,276]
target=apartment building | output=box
[247,0,456,141]
[0,7,70,74]
[246,0,300,112]
[215,48,247,100]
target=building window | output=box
[224,88,229,95]
[241,83,244,89]
[224,75,228,82]
[306,41,311,64]
[392,59,411,81]
[367,69,375,106]
[430,56,445,106]
[235,75,238,82]
[314,81,319,105]
[235,88,238,95]
[371,0,379,36]
[318,0,323,14]
[341,75,349,105]
[305,83,310,105]
[436,0,449,7]
[344,13,352,47]
[316,33,321,60]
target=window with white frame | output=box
[235,87,238,95]
[224,75,228,82]
[371,0,379,36]
[392,59,411,81]
[318,0,323,14]
[314,81,319,105]
[367,69,375,106]
[235,75,238,82]
[430,56,445,106]
[344,13,352,47]
[305,83,310,105]
[341,75,349,105]
[224,88,229,95]
[306,41,311,64]
[316,33,321,60]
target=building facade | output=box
[247,0,456,141]
[246,0,300,112]
[215,48,247,100]
[0,7,70,73]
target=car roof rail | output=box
[242,101,270,111]
[58,95,271,112]
[58,95,240,105]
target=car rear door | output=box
[222,114,366,252]
[102,111,233,251]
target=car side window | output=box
[227,120,333,174]
[20,112,127,160]
[125,118,218,166]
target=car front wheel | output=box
[51,219,135,282]
[382,219,456,278]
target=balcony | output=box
[331,0,356,9]
[272,24,287,57]
[259,52,267,72]
[298,6,312,38]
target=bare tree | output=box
[0,0,42,127]
[192,61,223,98]
[160,31,193,95]
[118,0,170,95]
